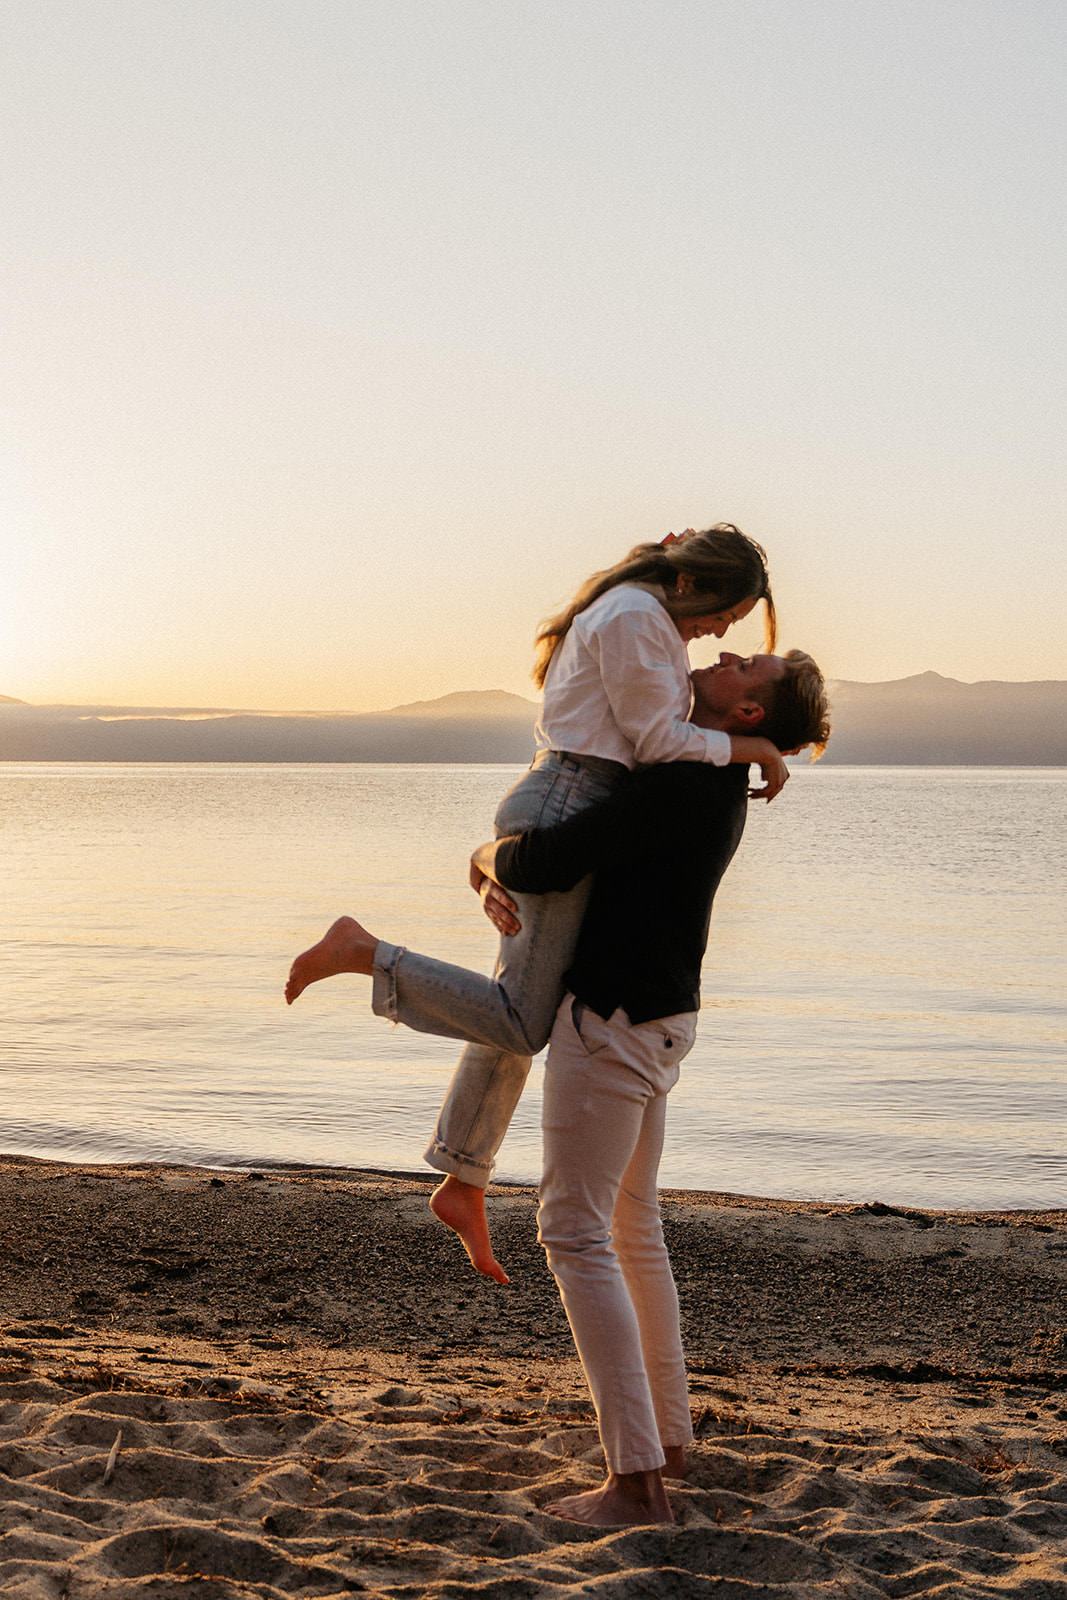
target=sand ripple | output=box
[1,1342,1065,1600]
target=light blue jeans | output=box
[371,749,625,1186]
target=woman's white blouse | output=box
[534,585,732,771]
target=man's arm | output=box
[472,763,746,901]
[468,811,614,939]
[470,792,618,899]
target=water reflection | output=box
[1,763,1064,1208]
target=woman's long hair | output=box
[533,523,776,688]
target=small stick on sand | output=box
[103,1429,122,1485]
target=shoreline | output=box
[2,1157,1065,1595]
[5,1148,1064,1222]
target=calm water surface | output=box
[1,763,1064,1209]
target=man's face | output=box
[690,652,787,728]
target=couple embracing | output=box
[287,523,830,1526]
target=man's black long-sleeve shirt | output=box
[491,762,749,1026]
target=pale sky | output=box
[4,0,1065,710]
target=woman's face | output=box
[674,594,758,645]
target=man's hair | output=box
[755,650,831,758]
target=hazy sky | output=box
[5,1,1065,709]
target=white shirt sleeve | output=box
[584,598,732,767]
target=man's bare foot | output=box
[285,916,377,1004]
[663,1444,688,1481]
[544,1469,673,1526]
[429,1176,510,1285]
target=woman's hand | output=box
[750,747,790,802]
[728,735,791,801]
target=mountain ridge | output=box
[1,677,1064,763]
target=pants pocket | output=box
[632,1012,698,1067]
[570,998,610,1055]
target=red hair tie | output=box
[659,528,694,548]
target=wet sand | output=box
[1,1156,1065,1597]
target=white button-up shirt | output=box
[534,584,731,771]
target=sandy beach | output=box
[0,1157,1064,1597]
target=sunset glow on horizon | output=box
[5,1,1066,711]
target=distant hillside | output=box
[0,675,1064,763]
[823,673,1067,764]
[0,692,540,762]
[383,690,536,719]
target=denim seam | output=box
[426,1135,494,1174]
[371,941,405,1023]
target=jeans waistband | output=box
[533,748,629,780]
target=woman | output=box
[287,524,783,1280]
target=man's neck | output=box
[690,712,735,734]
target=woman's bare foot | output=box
[285,916,377,1004]
[429,1176,510,1285]
[663,1445,688,1480]
[544,1469,673,1526]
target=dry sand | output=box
[0,1156,1065,1598]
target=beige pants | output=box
[537,994,698,1474]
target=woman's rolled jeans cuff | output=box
[371,940,404,1022]
[423,1135,494,1187]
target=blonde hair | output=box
[533,524,775,689]
[756,650,831,760]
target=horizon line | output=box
[4,666,1067,717]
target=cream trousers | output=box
[537,995,698,1474]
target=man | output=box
[463,649,829,1526]
[285,650,830,1525]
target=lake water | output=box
[1,763,1064,1210]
